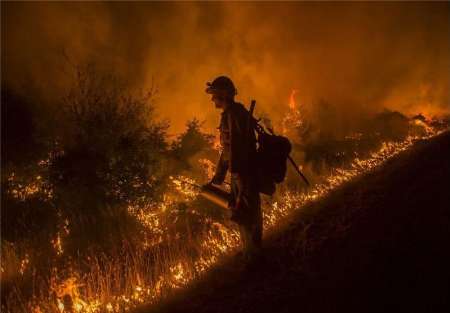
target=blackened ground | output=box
[140,132,450,313]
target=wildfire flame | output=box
[38,126,445,313]
[289,89,299,110]
[6,94,447,313]
[282,89,304,136]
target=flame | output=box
[198,158,216,180]
[25,123,445,313]
[53,276,91,313]
[170,175,200,199]
[51,234,64,256]
[288,89,299,110]
[411,118,434,135]
[7,92,447,313]
[213,134,222,152]
[51,217,70,256]
[169,262,189,288]
[19,254,30,275]
[7,172,53,201]
[282,89,303,135]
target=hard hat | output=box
[205,76,237,96]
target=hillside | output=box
[139,131,450,313]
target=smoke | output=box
[2,2,449,134]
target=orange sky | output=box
[2,2,449,134]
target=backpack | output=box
[246,100,307,195]
[253,122,292,196]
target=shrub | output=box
[49,65,170,249]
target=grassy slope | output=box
[140,131,450,313]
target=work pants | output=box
[230,175,262,256]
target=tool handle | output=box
[249,100,256,115]
[288,156,310,186]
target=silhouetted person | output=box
[205,76,262,259]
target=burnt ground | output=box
[140,131,450,313]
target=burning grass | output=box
[2,84,448,313]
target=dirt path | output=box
[141,132,450,313]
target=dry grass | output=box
[2,117,446,313]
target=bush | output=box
[49,65,170,249]
[170,118,216,180]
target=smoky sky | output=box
[2,2,449,133]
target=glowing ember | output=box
[7,172,53,201]
[170,175,200,199]
[19,254,30,275]
[51,234,64,256]
[198,158,216,180]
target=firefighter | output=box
[205,75,262,260]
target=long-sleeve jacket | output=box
[214,102,257,183]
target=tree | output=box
[49,65,169,249]
[170,118,215,177]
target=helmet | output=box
[205,76,237,96]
